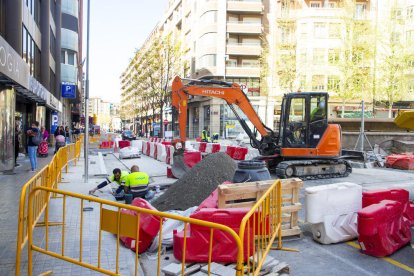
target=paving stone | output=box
[201,263,236,276]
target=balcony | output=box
[276,8,296,20]
[227,0,263,14]
[227,22,262,34]
[61,64,78,83]
[225,66,260,77]
[297,8,346,19]
[226,43,261,56]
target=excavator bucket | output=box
[395,111,414,131]
[171,154,191,179]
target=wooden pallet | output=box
[218,178,303,237]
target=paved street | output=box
[1,146,414,275]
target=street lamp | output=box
[84,0,90,183]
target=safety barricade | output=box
[156,143,167,162]
[15,139,82,276]
[131,140,143,150]
[150,142,156,158]
[193,142,201,151]
[142,141,147,155]
[20,187,244,276]
[146,142,151,156]
[166,145,175,165]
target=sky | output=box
[83,0,168,103]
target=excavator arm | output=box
[171,76,278,155]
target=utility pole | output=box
[84,0,90,183]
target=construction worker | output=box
[89,168,129,196]
[310,101,326,122]
[201,126,210,142]
[124,165,150,199]
[212,133,219,143]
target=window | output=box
[280,27,293,44]
[50,28,56,59]
[50,69,56,94]
[312,75,325,91]
[329,23,341,38]
[355,3,367,19]
[327,75,340,91]
[199,54,216,67]
[407,30,414,45]
[22,26,35,76]
[241,59,259,67]
[203,105,210,129]
[199,32,217,47]
[314,22,327,39]
[299,75,306,89]
[300,23,307,39]
[391,32,401,43]
[407,6,414,21]
[327,2,336,8]
[391,8,402,20]
[328,49,340,65]
[310,95,326,122]
[289,98,305,122]
[313,48,325,65]
[201,10,217,25]
[298,50,307,64]
[310,1,321,8]
[226,58,237,67]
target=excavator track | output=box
[275,159,352,180]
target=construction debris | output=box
[153,152,237,211]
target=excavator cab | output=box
[279,92,329,150]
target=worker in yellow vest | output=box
[89,168,129,196]
[124,165,150,198]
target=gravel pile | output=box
[153,152,237,211]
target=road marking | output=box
[346,241,414,274]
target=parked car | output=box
[122,130,136,141]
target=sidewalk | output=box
[0,150,53,275]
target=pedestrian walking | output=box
[41,126,49,142]
[15,123,20,166]
[65,126,71,144]
[26,121,41,172]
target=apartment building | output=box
[60,0,83,126]
[121,0,276,138]
[272,0,414,117]
[88,97,115,131]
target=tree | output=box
[335,4,374,117]
[376,2,410,118]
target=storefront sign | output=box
[51,111,59,134]
[29,77,48,101]
[61,82,76,98]
[0,36,29,88]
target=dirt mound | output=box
[153,152,237,211]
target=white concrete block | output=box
[156,143,167,162]
[305,182,362,244]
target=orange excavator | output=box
[171,76,352,179]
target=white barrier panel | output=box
[305,182,362,244]
[168,145,175,165]
[246,148,260,160]
[219,145,227,153]
[131,140,143,150]
[205,143,213,153]
[142,141,148,155]
[119,147,141,159]
[157,143,167,162]
[193,142,200,151]
[150,142,156,158]
[185,141,195,151]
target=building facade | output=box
[0,0,82,172]
[61,0,83,127]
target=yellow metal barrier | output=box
[25,187,244,276]
[238,179,297,276]
[15,139,82,276]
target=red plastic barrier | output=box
[100,141,113,149]
[385,154,414,170]
[120,198,162,253]
[173,208,253,263]
[211,143,221,153]
[226,146,237,158]
[358,200,411,257]
[233,147,248,161]
[154,144,158,159]
[146,142,151,156]
[118,140,131,149]
[363,189,414,226]
[166,166,176,178]
[162,141,172,146]
[195,137,202,142]
[184,151,202,168]
[195,189,219,211]
[199,142,207,153]
[166,146,172,164]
